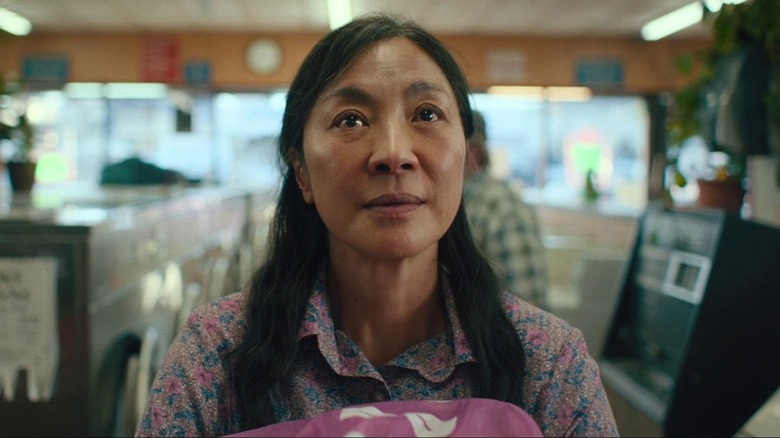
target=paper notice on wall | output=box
[486,49,528,83]
[0,257,59,402]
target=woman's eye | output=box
[336,114,366,128]
[416,108,440,122]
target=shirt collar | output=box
[297,264,476,382]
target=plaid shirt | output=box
[463,170,549,309]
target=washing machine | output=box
[0,186,248,437]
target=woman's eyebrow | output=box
[319,86,375,106]
[405,81,449,99]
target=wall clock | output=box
[245,38,282,75]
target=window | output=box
[472,93,650,208]
[16,85,650,210]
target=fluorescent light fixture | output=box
[64,82,170,99]
[546,86,592,102]
[64,83,105,99]
[327,0,352,30]
[486,86,545,99]
[703,0,747,13]
[641,2,703,41]
[104,83,168,99]
[0,6,32,36]
[486,86,592,102]
[641,0,747,41]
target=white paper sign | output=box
[486,49,528,83]
[0,257,59,402]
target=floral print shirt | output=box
[136,270,618,437]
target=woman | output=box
[136,14,618,437]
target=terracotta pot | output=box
[6,161,38,192]
[697,178,745,213]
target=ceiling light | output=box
[641,0,747,41]
[0,6,32,36]
[104,83,168,99]
[63,83,105,99]
[641,2,703,41]
[487,86,592,102]
[703,0,747,13]
[546,87,592,102]
[486,86,545,100]
[327,0,352,30]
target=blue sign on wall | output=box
[575,59,624,88]
[184,61,212,86]
[22,56,69,83]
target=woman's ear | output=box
[290,151,314,204]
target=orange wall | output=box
[0,31,710,93]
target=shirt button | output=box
[370,391,386,402]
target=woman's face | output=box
[295,36,466,261]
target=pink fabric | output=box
[225,398,543,437]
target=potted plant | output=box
[666,0,780,212]
[0,71,37,192]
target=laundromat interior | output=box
[0,0,779,436]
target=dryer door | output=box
[112,328,159,437]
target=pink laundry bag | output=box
[226,398,542,437]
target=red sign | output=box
[142,36,180,83]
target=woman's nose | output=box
[367,124,420,174]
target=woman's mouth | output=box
[364,193,424,215]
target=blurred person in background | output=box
[463,110,550,310]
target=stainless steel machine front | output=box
[0,186,262,436]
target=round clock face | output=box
[245,38,283,75]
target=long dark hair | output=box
[228,13,526,427]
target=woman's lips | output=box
[364,193,424,215]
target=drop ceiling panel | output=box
[0,0,710,38]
